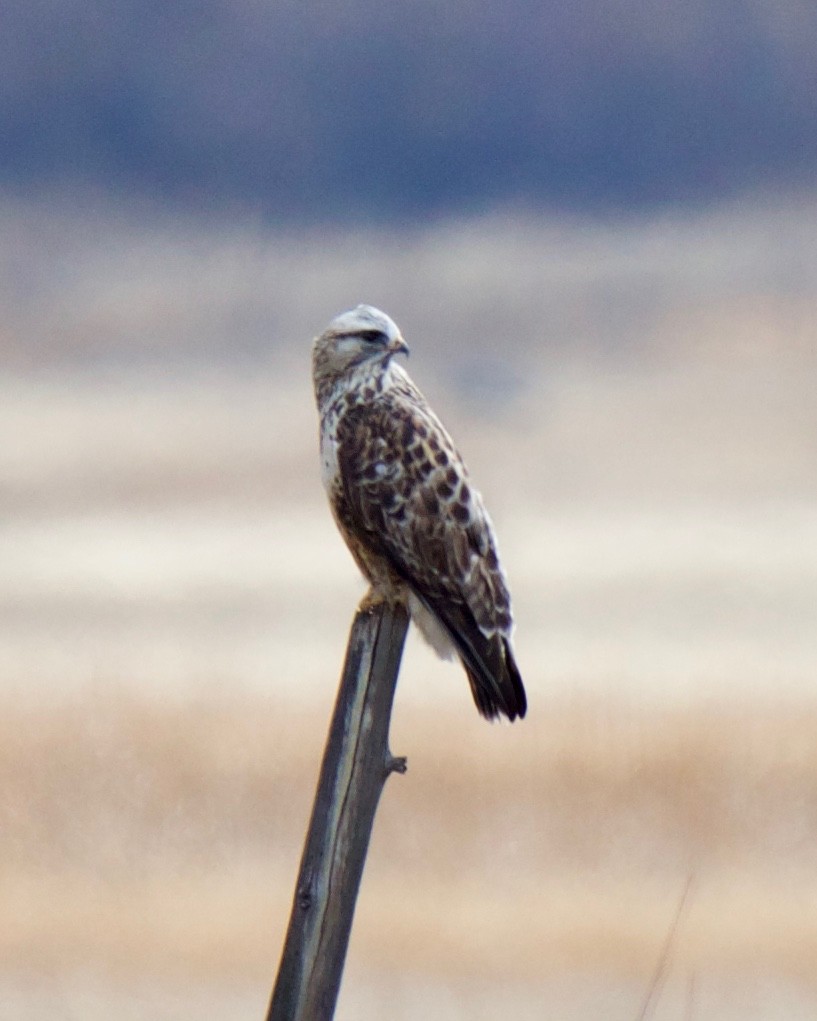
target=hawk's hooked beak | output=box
[388,334,410,357]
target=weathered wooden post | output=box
[267,598,410,1021]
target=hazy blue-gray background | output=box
[4,0,817,220]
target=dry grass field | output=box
[2,697,817,1019]
[1,193,816,1018]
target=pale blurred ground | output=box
[1,194,817,1018]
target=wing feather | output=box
[335,387,526,720]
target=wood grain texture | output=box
[267,598,410,1021]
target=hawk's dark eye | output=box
[358,329,385,344]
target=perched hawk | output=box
[312,305,526,722]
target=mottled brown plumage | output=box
[312,305,526,722]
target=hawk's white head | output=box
[312,304,409,404]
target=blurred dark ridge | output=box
[3,0,817,221]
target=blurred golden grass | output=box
[2,694,817,991]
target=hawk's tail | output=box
[410,591,527,722]
[463,636,527,722]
